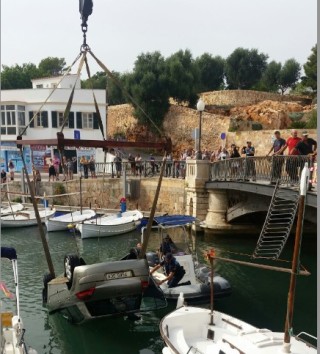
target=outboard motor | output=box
[146,252,160,267]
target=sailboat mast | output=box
[283,163,309,348]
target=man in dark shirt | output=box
[266,131,286,184]
[150,253,186,288]
[243,141,256,181]
[293,131,317,156]
[159,235,176,258]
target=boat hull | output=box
[46,209,96,232]
[1,209,56,228]
[160,306,317,354]
[79,219,140,239]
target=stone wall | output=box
[14,178,186,215]
[107,104,136,138]
[200,90,311,107]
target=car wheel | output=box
[64,254,80,288]
[42,272,54,303]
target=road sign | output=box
[74,130,80,140]
[192,128,199,140]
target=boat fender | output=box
[12,315,22,330]
[176,292,184,309]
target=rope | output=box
[20,52,82,136]
[88,50,164,136]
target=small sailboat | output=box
[160,164,317,354]
[46,209,96,232]
[1,247,38,354]
[1,208,56,228]
[0,203,24,216]
[77,210,143,239]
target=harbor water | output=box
[0,226,316,354]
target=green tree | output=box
[195,53,225,92]
[127,51,170,132]
[38,57,66,77]
[278,58,301,95]
[1,63,39,89]
[302,45,317,92]
[81,71,127,105]
[258,61,281,92]
[225,48,268,89]
[165,49,199,106]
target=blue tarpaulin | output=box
[140,215,198,228]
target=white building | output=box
[0,74,107,173]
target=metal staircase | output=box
[252,182,300,260]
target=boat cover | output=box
[1,247,17,260]
[141,215,198,228]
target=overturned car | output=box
[42,255,166,324]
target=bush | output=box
[12,197,22,203]
[252,122,263,130]
[288,112,304,121]
[305,109,317,129]
[290,121,306,129]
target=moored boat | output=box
[160,304,316,354]
[77,210,143,239]
[46,209,96,232]
[1,208,56,228]
[0,203,24,216]
[1,247,38,353]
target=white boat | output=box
[160,305,316,354]
[1,208,56,228]
[77,210,143,239]
[1,247,38,353]
[46,209,96,232]
[0,203,24,216]
[160,165,317,354]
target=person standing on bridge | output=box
[243,141,256,181]
[266,131,286,184]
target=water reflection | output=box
[0,226,316,354]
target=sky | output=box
[1,0,317,76]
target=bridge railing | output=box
[210,155,312,186]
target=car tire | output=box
[42,272,55,303]
[64,254,80,289]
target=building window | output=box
[82,113,94,129]
[29,111,48,128]
[7,127,16,135]
[6,111,16,125]
[17,112,25,126]
[1,112,5,125]
[36,84,43,88]
[58,112,69,128]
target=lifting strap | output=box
[84,56,105,139]
[60,52,87,132]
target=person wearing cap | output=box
[150,252,186,288]
[266,131,286,184]
[242,141,256,181]
[292,131,317,156]
[292,131,317,189]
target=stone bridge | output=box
[185,156,317,231]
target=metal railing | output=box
[210,156,312,186]
[84,160,187,179]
